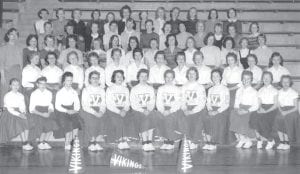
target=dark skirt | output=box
[274,106,300,143]
[129,110,159,136]
[47,83,60,103]
[203,107,230,144]
[183,109,205,141]
[104,110,135,143]
[22,87,35,111]
[152,83,163,90]
[227,83,238,109]
[251,104,277,140]
[0,110,30,143]
[229,105,256,138]
[156,110,186,141]
[28,106,58,141]
[80,109,105,140]
[53,105,82,139]
[240,58,249,69]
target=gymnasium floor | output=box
[0,143,300,174]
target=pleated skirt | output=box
[229,108,256,138]
[129,110,159,135]
[183,109,206,142]
[80,110,105,140]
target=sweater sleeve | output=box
[170,88,182,113]
[106,87,121,114]
[218,87,230,113]
[156,87,164,113]
[130,88,144,113]
[192,86,206,113]
[81,88,96,115]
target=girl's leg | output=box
[39,133,46,142]
[283,133,290,149]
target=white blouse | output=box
[173,66,188,85]
[64,65,84,89]
[247,65,263,84]
[278,88,299,107]
[126,62,147,83]
[29,88,54,113]
[144,49,158,68]
[55,87,81,113]
[200,46,221,67]
[22,65,42,88]
[130,84,156,113]
[4,91,26,116]
[41,65,63,84]
[234,86,259,112]
[222,66,243,86]
[267,66,290,83]
[181,82,206,114]
[184,49,197,66]
[197,65,212,85]
[106,48,126,66]
[258,85,278,104]
[148,64,170,84]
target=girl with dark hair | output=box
[144,38,159,68]
[53,8,68,46]
[227,24,241,49]
[54,72,81,150]
[105,70,131,150]
[154,7,166,35]
[220,37,238,67]
[194,21,207,49]
[168,7,181,34]
[23,34,38,67]
[104,12,116,34]
[200,32,221,67]
[39,35,60,68]
[124,36,140,66]
[118,5,132,34]
[252,34,273,68]
[149,51,170,89]
[38,22,54,50]
[185,7,198,35]
[205,9,222,33]
[173,52,188,86]
[85,22,102,52]
[159,22,172,50]
[81,71,106,151]
[275,75,300,150]
[28,77,58,150]
[138,11,148,34]
[130,69,157,152]
[246,54,263,89]
[140,19,159,49]
[105,48,127,87]
[223,8,242,35]
[181,67,206,149]
[63,51,84,92]
[103,21,120,50]
[86,10,105,39]
[58,35,83,68]
[251,71,278,150]
[222,53,243,108]
[68,9,86,39]
[0,28,23,107]
[106,35,126,66]
[176,22,193,49]
[214,23,225,49]
[90,38,106,56]
[203,69,230,150]
[267,52,290,87]
[35,8,49,35]
[163,34,182,69]
[184,37,197,66]
[229,71,258,149]
[41,52,63,93]
[238,37,251,69]
[247,22,260,50]
[0,78,33,150]
[126,48,147,87]
[121,19,140,51]
[156,70,185,150]
[84,52,106,89]
[193,51,212,88]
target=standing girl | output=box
[185,7,198,35]
[193,21,206,49]
[205,9,221,33]
[55,72,81,150]
[154,7,166,36]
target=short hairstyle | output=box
[45,51,58,64]
[162,21,172,34]
[87,52,100,66]
[28,52,40,64]
[37,8,49,19]
[258,33,267,43]
[111,70,125,83]
[133,47,143,58]
[185,36,196,49]
[186,66,199,80]
[43,21,52,29]
[196,20,206,31]
[66,34,78,48]
[246,54,258,65]
[175,52,186,64]
[26,34,38,46]
[126,18,136,29]
[239,37,249,46]
[261,71,273,84]
[109,35,120,48]
[214,23,223,32]
[44,34,55,46]
[226,52,238,65]
[149,38,158,49]
[137,68,149,81]
[155,7,166,19]
[36,76,47,83]
[164,69,175,79]
[227,23,237,33]
[227,8,237,18]
[249,22,260,33]
[4,28,19,42]
[241,70,253,82]
[111,48,122,58]
[138,11,148,21]
[91,9,100,19]
[91,37,104,50]
[119,5,132,18]
[127,36,139,51]
[187,7,198,20]
[211,68,223,82]
[61,72,73,84]
[170,7,180,19]
[192,50,204,64]
[64,22,74,33]
[154,50,166,61]
[269,52,284,67]
[203,32,215,46]
[66,50,78,64]
[88,70,100,83]
[109,20,118,27]
[208,8,218,19]
[71,8,81,19]
[222,36,235,49]
[165,33,178,47]
[280,75,293,87]
[105,12,115,23]
[9,78,20,85]
[56,8,64,18]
